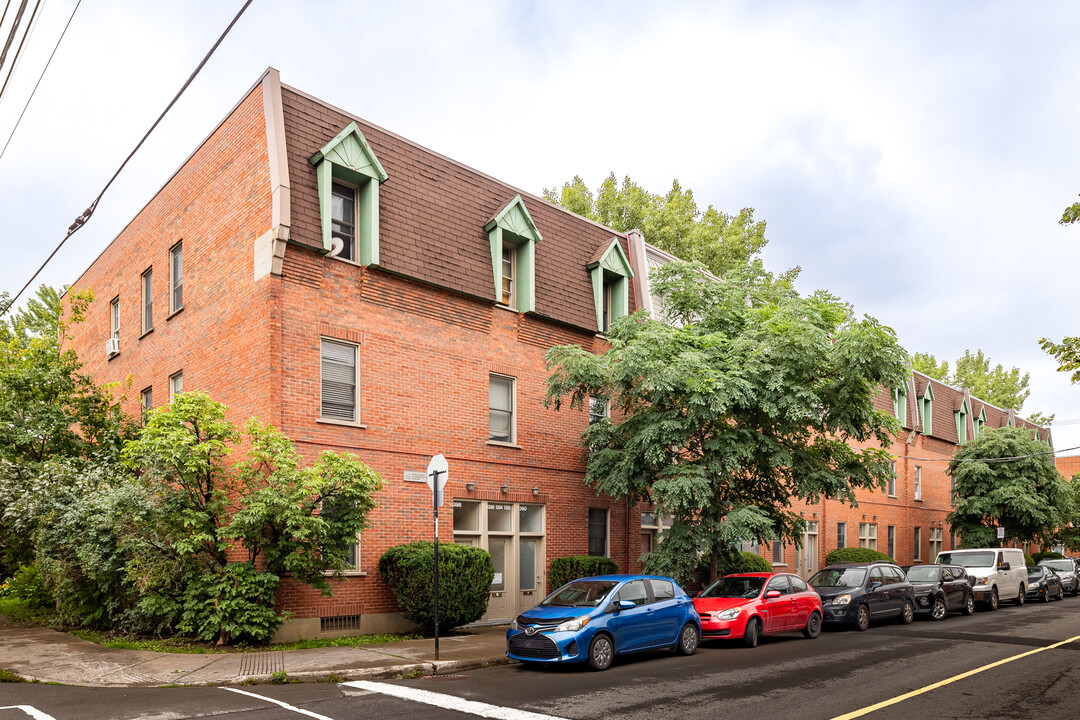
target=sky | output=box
[1,1,1079,449]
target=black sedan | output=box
[1026,566,1065,603]
[1039,559,1080,597]
[903,564,975,620]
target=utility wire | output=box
[0,0,79,161]
[1,0,255,317]
[0,0,28,74]
[0,1,14,49]
[0,0,44,104]
[892,444,1080,464]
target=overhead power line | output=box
[0,0,28,74]
[0,0,80,161]
[893,444,1080,464]
[1,0,255,317]
[0,0,45,105]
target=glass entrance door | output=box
[798,521,819,578]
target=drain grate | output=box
[421,674,469,681]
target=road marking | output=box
[220,687,336,720]
[0,707,58,720]
[343,680,571,720]
[832,632,1080,719]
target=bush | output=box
[2,565,53,609]
[548,556,619,590]
[379,542,494,632]
[825,547,893,565]
[176,563,282,645]
[1031,551,1064,565]
[697,551,772,586]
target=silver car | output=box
[1039,559,1080,597]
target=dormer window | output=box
[501,245,516,306]
[920,383,934,435]
[310,122,388,266]
[486,195,541,313]
[955,398,970,445]
[588,238,634,334]
[893,385,907,426]
[973,408,986,439]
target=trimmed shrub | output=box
[825,547,893,565]
[379,542,494,632]
[549,556,618,590]
[1031,551,1064,565]
[697,551,772,586]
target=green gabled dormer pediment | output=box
[485,195,542,243]
[587,238,634,279]
[309,122,388,184]
[978,408,987,422]
[921,382,934,401]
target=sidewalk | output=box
[0,624,512,687]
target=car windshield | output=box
[809,568,866,588]
[1042,560,1073,572]
[1027,567,1044,579]
[541,580,618,607]
[700,576,765,599]
[905,566,940,583]
[936,552,995,568]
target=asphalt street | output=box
[3,596,1080,720]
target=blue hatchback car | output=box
[506,574,701,670]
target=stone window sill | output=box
[317,418,367,429]
[487,440,522,449]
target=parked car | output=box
[693,573,823,647]
[809,562,915,631]
[506,575,701,671]
[1038,558,1080,597]
[902,564,975,619]
[935,548,1027,610]
[1026,566,1065,603]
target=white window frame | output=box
[330,180,358,263]
[859,523,878,550]
[169,371,183,400]
[914,466,922,501]
[319,338,360,425]
[913,527,922,561]
[141,267,153,334]
[487,373,516,445]
[169,241,183,314]
[500,245,516,307]
[640,511,673,556]
[109,296,120,343]
[343,533,363,575]
[589,396,610,425]
[929,527,943,561]
[836,521,847,549]
[887,460,896,497]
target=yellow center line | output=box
[831,633,1080,720]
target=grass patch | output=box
[269,670,299,684]
[69,630,226,654]
[0,669,34,683]
[265,632,421,652]
[0,597,60,628]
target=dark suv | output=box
[902,564,975,619]
[809,562,916,631]
[1038,558,1080,597]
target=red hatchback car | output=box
[694,572,823,647]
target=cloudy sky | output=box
[1,1,1079,448]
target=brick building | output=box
[66,68,1050,639]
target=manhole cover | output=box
[421,674,469,681]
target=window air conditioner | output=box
[105,337,119,356]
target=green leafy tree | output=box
[545,261,907,584]
[1061,194,1080,225]
[911,352,949,381]
[543,174,799,284]
[947,426,1074,548]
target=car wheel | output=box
[1014,585,1026,606]
[855,604,871,632]
[743,617,761,648]
[1042,587,1051,603]
[1057,585,1065,601]
[588,633,614,671]
[986,587,999,611]
[676,623,699,656]
[1072,582,1078,598]
[900,600,915,624]
[930,595,947,621]
[803,611,822,639]
[962,593,976,616]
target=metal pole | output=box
[433,469,441,661]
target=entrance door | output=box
[518,538,544,612]
[487,536,512,620]
[798,522,819,578]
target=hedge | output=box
[549,556,618,590]
[1031,551,1065,565]
[697,551,772,586]
[825,547,894,565]
[378,542,494,633]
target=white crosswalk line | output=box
[0,706,58,720]
[220,687,336,720]
[342,680,571,720]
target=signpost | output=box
[426,454,449,660]
[996,526,1005,541]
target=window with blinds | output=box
[321,339,357,422]
[488,374,514,442]
[170,242,183,312]
[141,268,153,333]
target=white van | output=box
[935,548,1027,611]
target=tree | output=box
[545,261,907,584]
[543,174,799,284]
[1061,194,1080,225]
[911,352,948,381]
[948,426,1074,548]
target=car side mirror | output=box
[999,562,1011,571]
[617,600,636,610]
[868,582,882,591]
[765,590,782,599]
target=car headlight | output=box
[973,577,988,585]
[554,616,590,633]
[510,619,520,631]
[1031,581,1043,589]
[831,594,852,606]
[714,607,741,621]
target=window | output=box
[956,398,969,445]
[321,339,358,423]
[913,527,922,561]
[169,242,183,313]
[772,541,784,564]
[974,408,986,440]
[322,497,363,574]
[836,522,847,549]
[140,387,152,426]
[950,533,956,550]
[790,576,809,593]
[648,578,675,601]
[929,527,943,560]
[310,121,387,266]
[859,523,877,550]
[109,297,119,343]
[169,371,183,399]
[486,195,541,313]
[589,396,610,424]
[331,182,357,262]
[920,383,934,435]
[488,374,515,443]
[641,512,673,555]
[500,245,515,306]
[914,466,922,501]
[616,579,647,605]
[141,268,153,333]
[887,460,896,497]
[893,385,907,426]
[589,508,608,556]
[766,575,790,594]
[887,525,895,558]
[588,238,634,333]
[950,476,957,504]
[344,536,361,572]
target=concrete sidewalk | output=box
[0,624,512,687]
